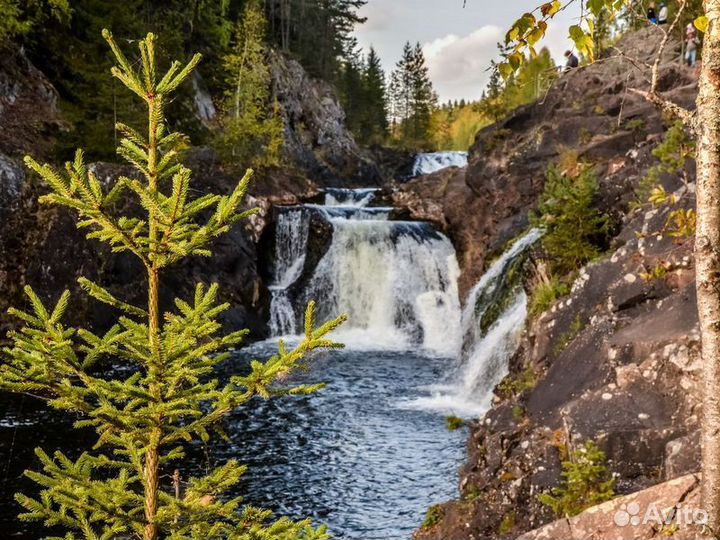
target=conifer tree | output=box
[407,43,436,143]
[216,0,284,168]
[388,41,436,148]
[388,41,414,131]
[360,47,389,144]
[0,0,70,45]
[0,30,345,540]
[338,37,366,138]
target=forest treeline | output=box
[1,0,563,162]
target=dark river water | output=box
[0,341,465,539]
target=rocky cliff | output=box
[0,45,374,338]
[399,27,703,539]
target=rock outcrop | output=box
[394,26,696,297]
[270,52,381,185]
[519,474,704,540]
[410,27,703,540]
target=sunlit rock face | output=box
[410,27,702,540]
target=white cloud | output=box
[357,3,398,32]
[422,25,504,102]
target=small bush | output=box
[539,441,616,517]
[554,314,585,354]
[530,275,571,317]
[446,415,465,431]
[624,118,646,133]
[496,365,537,399]
[635,121,695,206]
[512,405,526,422]
[499,512,517,536]
[421,505,444,530]
[532,165,609,276]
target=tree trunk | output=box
[696,0,720,529]
[143,96,163,540]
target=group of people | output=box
[647,2,700,68]
[646,2,669,24]
[562,2,700,73]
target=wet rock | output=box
[0,153,24,215]
[665,432,701,480]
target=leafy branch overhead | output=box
[500,0,705,78]
[1,29,346,540]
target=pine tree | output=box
[407,42,436,144]
[388,41,436,148]
[0,0,70,45]
[359,46,389,144]
[338,44,388,145]
[388,42,413,133]
[216,0,284,169]
[0,30,345,540]
[337,37,366,138]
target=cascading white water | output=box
[402,229,542,417]
[412,151,468,177]
[268,209,309,336]
[461,229,543,351]
[324,187,380,207]
[301,220,461,355]
[269,188,462,356]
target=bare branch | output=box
[628,87,696,128]
[651,0,687,93]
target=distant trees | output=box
[25,0,234,158]
[426,47,556,151]
[216,0,283,168]
[264,0,367,83]
[477,45,556,124]
[15,0,368,159]
[389,42,437,148]
[0,0,70,45]
[338,44,389,145]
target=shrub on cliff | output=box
[0,30,345,540]
[539,441,616,517]
[532,165,609,276]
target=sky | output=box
[354,0,582,103]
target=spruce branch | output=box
[3,28,345,540]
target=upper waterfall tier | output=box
[324,188,380,207]
[412,152,468,177]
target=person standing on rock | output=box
[564,50,579,71]
[658,2,668,24]
[686,29,700,68]
[647,2,658,23]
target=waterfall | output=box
[301,220,461,355]
[324,187,379,207]
[268,189,462,356]
[461,229,543,351]
[268,209,310,336]
[412,151,468,177]
[402,229,541,417]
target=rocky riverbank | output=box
[396,27,704,539]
